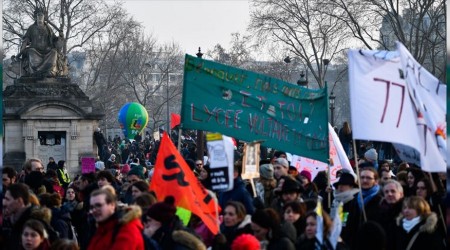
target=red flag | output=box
[150,132,220,234]
[170,113,181,129]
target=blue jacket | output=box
[218,176,255,215]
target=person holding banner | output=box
[345,167,382,249]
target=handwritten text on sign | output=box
[181,55,329,163]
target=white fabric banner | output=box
[348,46,446,172]
[396,42,446,172]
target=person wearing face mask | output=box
[393,196,445,250]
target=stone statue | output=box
[9,7,68,77]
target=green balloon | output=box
[118,102,149,139]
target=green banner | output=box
[181,55,329,162]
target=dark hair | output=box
[51,239,80,250]
[406,168,424,186]
[134,192,157,210]
[45,169,58,178]
[97,170,115,184]
[23,219,46,238]
[305,210,333,236]
[7,183,30,206]
[90,188,117,205]
[2,166,17,179]
[57,160,65,169]
[39,192,62,208]
[283,200,306,216]
[225,201,246,221]
[80,173,96,183]
[416,177,433,199]
[131,180,149,192]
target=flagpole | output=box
[327,160,332,207]
[177,127,182,151]
[353,139,367,223]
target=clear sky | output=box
[122,0,251,56]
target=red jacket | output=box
[87,205,144,250]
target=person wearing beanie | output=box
[297,170,318,203]
[251,208,295,249]
[120,164,131,175]
[255,164,277,208]
[144,196,206,250]
[359,148,379,169]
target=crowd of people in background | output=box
[0,124,447,250]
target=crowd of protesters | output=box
[1,126,447,250]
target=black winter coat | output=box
[394,212,445,250]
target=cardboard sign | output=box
[242,143,260,179]
[206,133,234,191]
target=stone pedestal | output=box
[3,77,104,176]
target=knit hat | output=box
[120,164,131,174]
[259,164,274,179]
[231,234,260,250]
[127,167,144,179]
[299,170,312,183]
[273,158,289,169]
[333,172,357,188]
[277,177,304,195]
[147,196,177,224]
[364,148,378,162]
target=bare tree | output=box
[249,0,351,88]
[3,0,123,57]
[324,0,445,80]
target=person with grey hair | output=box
[379,179,404,250]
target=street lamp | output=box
[329,90,336,127]
[284,56,308,86]
[196,47,204,161]
[297,71,308,87]
[165,68,170,136]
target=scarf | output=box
[333,188,359,204]
[356,185,380,209]
[402,216,421,233]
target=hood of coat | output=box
[118,205,142,225]
[396,212,438,234]
[172,230,206,250]
[238,214,252,229]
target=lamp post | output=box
[329,91,336,127]
[196,47,204,161]
[284,56,308,87]
[166,69,170,136]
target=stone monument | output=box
[3,8,104,176]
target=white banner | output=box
[348,47,446,172]
[396,42,446,172]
